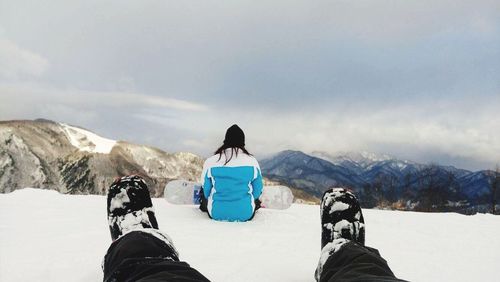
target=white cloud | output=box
[0,37,49,79]
[141,95,208,112]
[203,97,500,169]
[0,82,207,112]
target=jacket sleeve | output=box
[251,163,263,199]
[201,161,213,199]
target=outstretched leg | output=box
[315,188,407,282]
[103,175,210,282]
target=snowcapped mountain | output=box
[262,150,422,196]
[262,150,498,213]
[260,150,364,197]
[312,150,418,175]
[311,150,474,185]
[312,150,393,167]
[0,119,203,196]
[0,119,308,202]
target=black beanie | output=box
[224,124,245,147]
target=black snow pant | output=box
[103,231,405,282]
[103,231,210,282]
[318,241,408,282]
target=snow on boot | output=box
[320,187,365,249]
[107,175,159,240]
[315,188,366,281]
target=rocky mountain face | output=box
[261,150,499,213]
[0,119,203,197]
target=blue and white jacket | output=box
[201,149,263,222]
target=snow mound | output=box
[0,188,499,282]
[60,123,116,154]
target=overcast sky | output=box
[0,0,499,170]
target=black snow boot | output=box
[199,187,208,212]
[107,175,159,240]
[320,188,365,249]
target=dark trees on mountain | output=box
[360,174,399,208]
[360,178,384,208]
[489,165,500,214]
[360,183,378,208]
[416,164,456,212]
[401,171,416,202]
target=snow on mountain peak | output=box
[311,150,393,166]
[60,123,116,154]
[342,151,392,163]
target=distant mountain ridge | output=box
[261,150,498,213]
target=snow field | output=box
[60,123,116,154]
[1,189,499,282]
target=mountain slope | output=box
[260,150,365,196]
[0,119,203,196]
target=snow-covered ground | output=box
[1,189,499,282]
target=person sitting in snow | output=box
[103,175,407,281]
[198,124,263,222]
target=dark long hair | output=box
[215,124,251,165]
[214,144,251,165]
